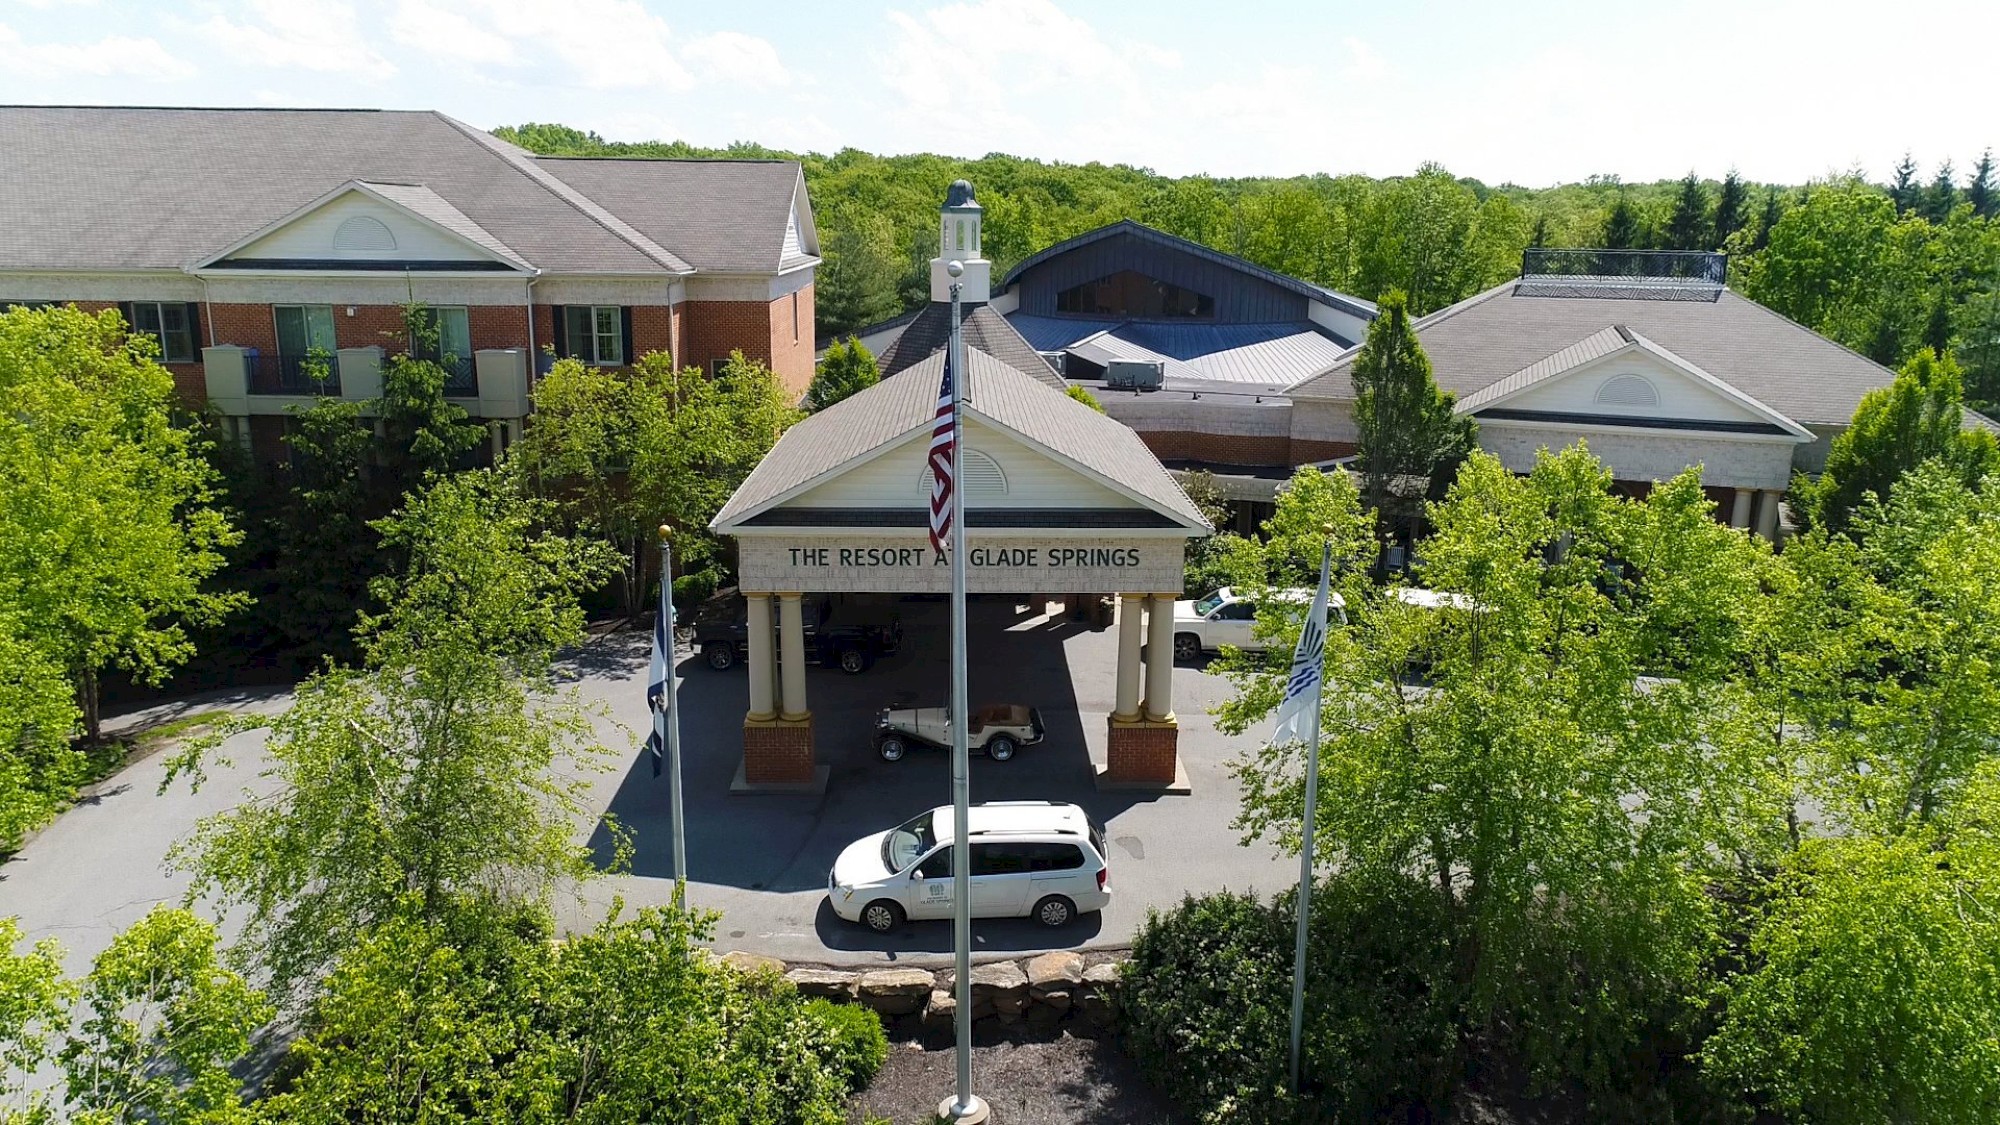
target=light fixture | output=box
[345,306,356,316]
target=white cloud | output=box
[201,0,395,80]
[1341,37,1388,82]
[414,0,692,90]
[389,0,519,66]
[681,30,787,88]
[0,21,196,80]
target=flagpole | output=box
[941,260,989,1124]
[1288,533,1333,1093]
[659,526,687,900]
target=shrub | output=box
[801,997,888,1090]
[1122,880,1459,1124]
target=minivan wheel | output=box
[877,735,907,762]
[862,900,904,933]
[985,734,1018,762]
[1173,633,1202,662]
[1033,895,1074,928]
[704,642,736,670]
[838,648,867,674]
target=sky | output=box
[2,0,1994,187]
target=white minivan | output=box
[828,801,1111,933]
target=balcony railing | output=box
[437,353,478,397]
[247,351,341,396]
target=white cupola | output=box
[929,178,991,303]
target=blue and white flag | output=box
[1270,549,1332,746]
[642,577,672,778]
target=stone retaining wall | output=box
[716,949,1126,1036]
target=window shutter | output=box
[118,301,135,332]
[619,307,634,366]
[550,305,568,358]
[185,303,203,357]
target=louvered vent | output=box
[914,449,1008,499]
[1595,374,1659,408]
[333,216,397,253]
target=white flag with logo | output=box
[1270,550,1331,746]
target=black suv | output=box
[690,590,902,674]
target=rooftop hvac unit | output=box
[1104,359,1164,391]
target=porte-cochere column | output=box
[1101,591,1186,790]
[738,589,820,790]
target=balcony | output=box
[248,351,341,396]
[436,353,478,397]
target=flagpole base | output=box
[938,1094,991,1123]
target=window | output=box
[273,305,337,357]
[410,306,471,359]
[1024,843,1086,872]
[791,292,800,341]
[1054,271,1214,319]
[970,843,1033,877]
[1215,601,1256,621]
[564,305,624,365]
[710,357,731,377]
[129,301,197,362]
[916,849,952,879]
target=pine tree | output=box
[1752,188,1784,251]
[1922,160,1959,222]
[802,336,880,412]
[1925,297,1955,357]
[1528,212,1550,249]
[1350,290,1477,537]
[1890,152,1921,214]
[1665,172,1710,251]
[1968,150,1996,219]
[1714,170,1749,248]
[1602,195,1644,250]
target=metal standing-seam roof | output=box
[0,106,815,277]
[1290,280,1897,427]
[712,346,1210,531]
[533,158,815,273]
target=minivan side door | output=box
[907,847,954,919]
[968,843,1034,917]
[1026,841,1092,904]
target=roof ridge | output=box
[429,112,692,273]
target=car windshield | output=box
[1193,591,1227,616]
[881,810,936,873]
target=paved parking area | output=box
[569,595,1287,964]
[0,597,1287,973]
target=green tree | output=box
[1889,152,1921,213]
[1921,158,1960,223]
[0,917,72,1125]
[374,301,487,501]
[1664,172,1710,251]
[1223,447,1766,1086]
[1063,383,1104,413]
[167,471,621,1002]
[268,396,377,660]
[1794,348,1998,535]
[1750,186,1784,251]
[1969,149,1997,219]
[1713,169,1749,248]
[1704,789,2000,1122]
[1744,178,1902,352]
[1601,194,1644,249]
[58,908,267,1125]
[0,621,83,852]
[803,336,880,412]
[0,304,244,742]
[1349,291,1476,539]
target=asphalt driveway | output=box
[0,597,1289,972]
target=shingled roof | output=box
[874,302,1061,389]
[0,106,805,277]
[713,346,1209,531]
[1291,281,1894,427]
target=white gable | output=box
[781,204,803,263]
[785,416,1132,510]
[233,190,487,264]
[1499,347,1770,426]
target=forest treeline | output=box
[497,124,2000,410]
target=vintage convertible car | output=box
[874,703,1045,762]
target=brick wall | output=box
[1289,438,1357,463]
[684,283,817,400]
[1131,430,1293,467]
[70,299,209,403]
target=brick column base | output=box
[744,717,815,783]
[1104,718,1179,785]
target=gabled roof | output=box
[190,180,534,272]
[533,158,816,273]
[1455,324,1813,440]
[1291,280,1897,427]
[995,219,1377,320]
[0,107,809,278]
[712,346,1210,532]
[1018,316,1352,391]
[875,302,1061,388]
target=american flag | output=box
[928,351,956,556]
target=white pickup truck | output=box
[1170,586,1342,662]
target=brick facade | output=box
[1130,430,1294,467]
[683,286,817,399]
[1104,720,1179,784]
[743,718,816,783]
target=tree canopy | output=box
[802,336,880,413]
[1349,290,1475,538]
